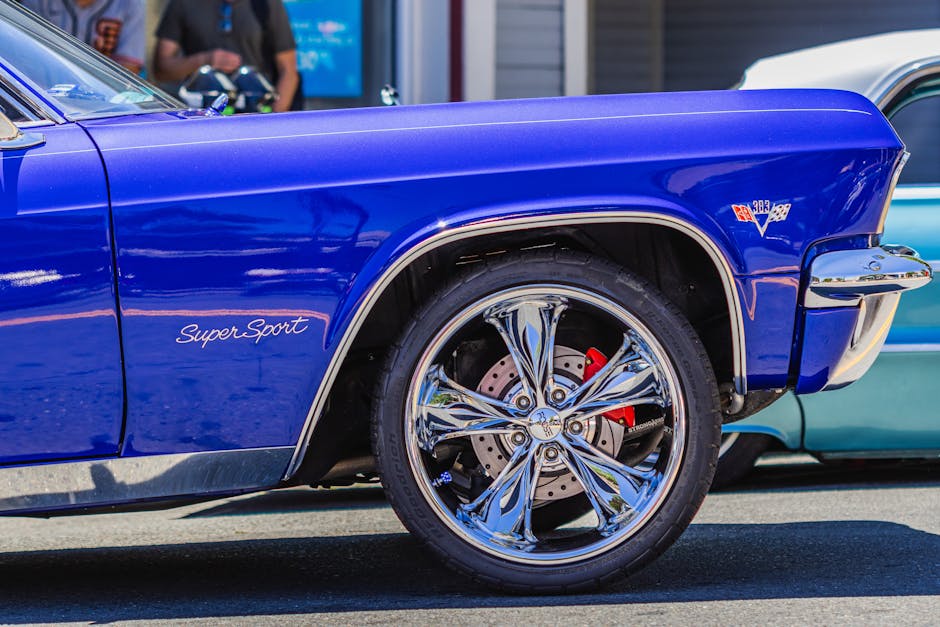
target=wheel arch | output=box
[284,208,747,482]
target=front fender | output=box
[286,200,749,478]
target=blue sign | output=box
[284,0,363,98]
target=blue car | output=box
[0,2,930,591]
[716,31,940,488]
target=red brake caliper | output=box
[584,348,636,428]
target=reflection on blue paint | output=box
[284,0,363,98]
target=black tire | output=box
[711,433,772,490]
[372,250,722,593]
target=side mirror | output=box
[0,112,44,151]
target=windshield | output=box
[0,1,179,120]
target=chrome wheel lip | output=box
[404,284,687,566]
[719,432,740,458]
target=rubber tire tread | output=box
[372,250,722,594]
[712,433,773,490]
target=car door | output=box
[801,84,940,454]
[0,81,124,464]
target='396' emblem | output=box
[732,200,792,237]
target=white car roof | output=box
[739,29,940,105]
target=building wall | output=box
[591,0,662,94]
[495,0,564,99]
[589,0,940,94]
[663,0,940,91]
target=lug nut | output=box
[568,420,584,435]
[544,446,560,461]
[515,395,532,410]
[511,431,527,446]
[550,388,567,403]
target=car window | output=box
[0,1,179,120]
[887,85,940,186]
[0,84,37,124]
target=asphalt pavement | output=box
[0,456,937,625]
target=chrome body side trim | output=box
[819,449,940,460]
[891,185,940,201]
[15,120,55,129]
[881,343,940,353]
[804,246,932,308]
[283,211,747,480]
[0,447,292,514]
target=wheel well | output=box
[291,221,734,484]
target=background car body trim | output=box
[0,446,294,514]
[879,343,940,352]
[283,210,747,480]
[892,186,940,201]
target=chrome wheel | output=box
[405,286,685,564]
[719,432,740,458]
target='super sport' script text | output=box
[176,317,310,348]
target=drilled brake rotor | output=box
[472,345,625,502]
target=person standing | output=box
[21,0,145,74]
[154,0,300,113]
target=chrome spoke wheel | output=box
[406,285,685,563]
[375,253,720,591]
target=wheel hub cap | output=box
[528,408,563,441]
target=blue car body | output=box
[5,4,936,589]
[0,91,903,470]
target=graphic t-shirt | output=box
[22,0,145,69]
[155,0,296,85]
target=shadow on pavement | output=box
[181,461,940,521]
[719,459,940,494]
[184,485,388,518]
[0,519,937,622]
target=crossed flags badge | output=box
[732,201,792,237]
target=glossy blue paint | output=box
[71,90,903,454]
[794,307,861,393]
[0,123,123,463]
[737,273,800,389]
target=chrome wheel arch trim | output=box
[0,446,293,514]
[284,210,747,480]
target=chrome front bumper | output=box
[798,245,932,392]
[805,245,932,308]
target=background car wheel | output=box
[711,432,773,489]
[372,251,722,593]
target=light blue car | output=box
[717,30,940,487]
